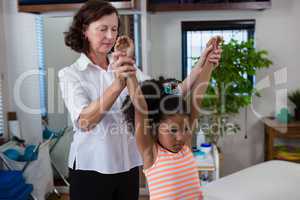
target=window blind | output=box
[0,74,4,136]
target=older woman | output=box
[59,1,148,200]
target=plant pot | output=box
[294,108,300,121]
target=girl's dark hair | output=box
[122,77,189,136]
[64,0,120,54]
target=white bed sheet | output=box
[202,160,300,200]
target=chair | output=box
[0,140,54,200]
[42,126,70,198]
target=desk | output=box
[263,117,300,162]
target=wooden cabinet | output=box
[148,0,271,12]
[18,0,138,13]
[263,117,300,163]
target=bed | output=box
[202,160,300,200]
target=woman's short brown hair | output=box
[64,0,120,54]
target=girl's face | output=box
[158,114,191,153]
[84,13,118,55]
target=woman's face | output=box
[158,114,191,153]
[84,13,118,55]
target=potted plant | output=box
[288,89,300,121]
[197,38,272,147]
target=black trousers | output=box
[69,166,140,200]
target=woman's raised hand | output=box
[207,46,222,67]
[206,36,222,67]
[111,51,136,86]
[196,36,223,69]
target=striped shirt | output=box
[143,145,202,200]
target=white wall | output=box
[43,16,78,130]
[43,16,78,177]
[147,0,300,176]
[2,0,42,144]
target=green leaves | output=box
[196,38,272,146]
[201,38,272,115]
[288,89,300,108]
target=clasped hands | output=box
[111,36,136,87]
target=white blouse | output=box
[58,53,150,174]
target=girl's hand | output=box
[112,51,126,62]
[114,36,135,58]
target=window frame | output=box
[181,19,255,80]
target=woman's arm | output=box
[78,56,136,131]
[78,79,124,131]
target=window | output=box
[120,14,142,69]
[181,20,255,80]
[0,74,4,136]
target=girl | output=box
[122,37,222,200]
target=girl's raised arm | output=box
[127,76,155,166]
[189,37,222,127]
